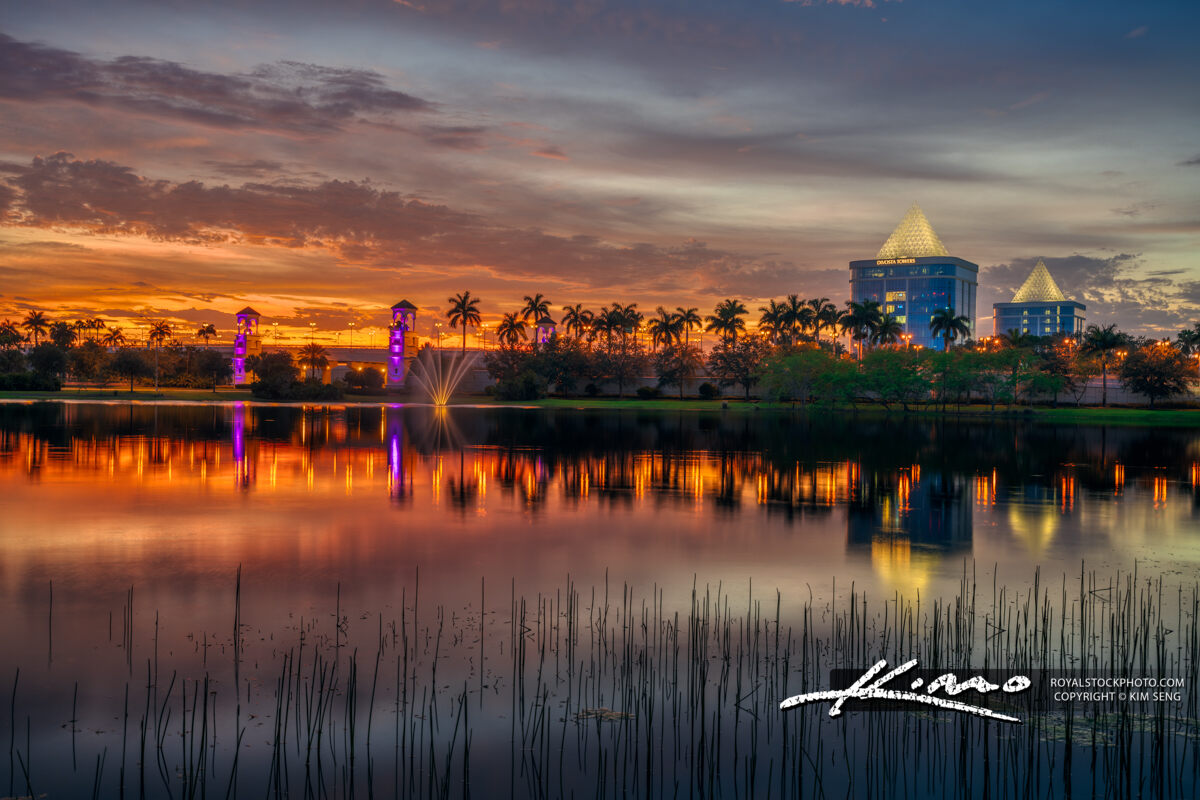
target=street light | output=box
[435,322,443,349]
[348,321,355,348]
[309,322,316,345]
[272,322,279,344]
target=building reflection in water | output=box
[4,404,1199,575]
[847,468,973,590]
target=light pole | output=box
[348,321,355,348]
[309,322,316,345]
[435,322,443,349]
[272,322,279,345]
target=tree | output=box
[705,299,748,343]
[196,323,217,346]
[148,321,171,346]
[808,298,836,345]
[298,343,329,380]
[706,336,768,400]
[530,335,590,396]
[647,306,681,350]
[872,314,904,348]
[840,300,882,359]
[998,328,1035,349]
[447,291,483,354]
[758,300,786,345]
[758,348,835,406]
[673,307,703,347]
[0,320,22,349]
[1081,323,1128,407]
[49,321,77,349]
[22,310,49,347]
[862,350,928,411]
[194,348,232,391]
[594,336,647,398]
[520,293,551,323]
[1120,343,1191,407]
[929,308,971,352]
[102,327,126,348]
[69,340,110,383]
[111,349,151,392]
[496,312,528,346]
[28,343,67,379]
[1175,323,1200,356]
[653,342,702,399]
[561,304,593,339]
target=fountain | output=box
[406,349,479,406]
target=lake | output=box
[1,401,1197,798]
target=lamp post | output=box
[435,322,443,350]
[309,322,316,345]
[348,321,355,348]
[272,322,279,345]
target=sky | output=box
[1,0,1198,345]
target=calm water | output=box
[1,402,1198,798]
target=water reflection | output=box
[3,403,1200,594]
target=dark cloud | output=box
[0,33,431,134]
[1,153,775,295]
[202,160,287,178]
[1179,155,1200,166]
[419,125,490,151]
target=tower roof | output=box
[1011,259,1066,303]
[236,306,261,317]
[391,300,418,311]
[536,315,556,326]
[876,203,950,259]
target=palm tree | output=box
[48,321,76,348]
[196,323,217,346]
[840,300,883,358]
[758,300,786,345]
[615,303,642,342]
[1082,323,1128,407]
[647,307,681,350]
[561,304,593,339]
[148,321,172,347]
[520,294,551,323]
[872,314,904,348]
[807,298,837,345]
[22,310,48,347]
[447,291,483,354]
[817,303,844,349]
[998,328,1034,348]
[673,307,702,347]
[496,312,528,346]
[1176,323,1200,356]
[0,320,21,349]
[102,327,126,348]
[298,343,329,380]
[705,299,748,344]
[928,307,971,353]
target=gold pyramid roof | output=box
[876,203,949,259]
[1011,259,1066,303]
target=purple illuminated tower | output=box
[232,307,262,384]
[387,300,418,386]
[535,315,557,345]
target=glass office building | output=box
[849,204,978,349]
[992,259,1085,337]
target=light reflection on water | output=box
[1,402,1199,797]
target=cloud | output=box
[0,152,773,297]
[0,33,431,135]
[1125,26,1149,39]
[983,253,1199,332]
[530,145,568,160]
[1179,154,1200,166]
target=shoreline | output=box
[3,389,1200,425]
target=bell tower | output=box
[387,300,418,386]
[232,307,262,383]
